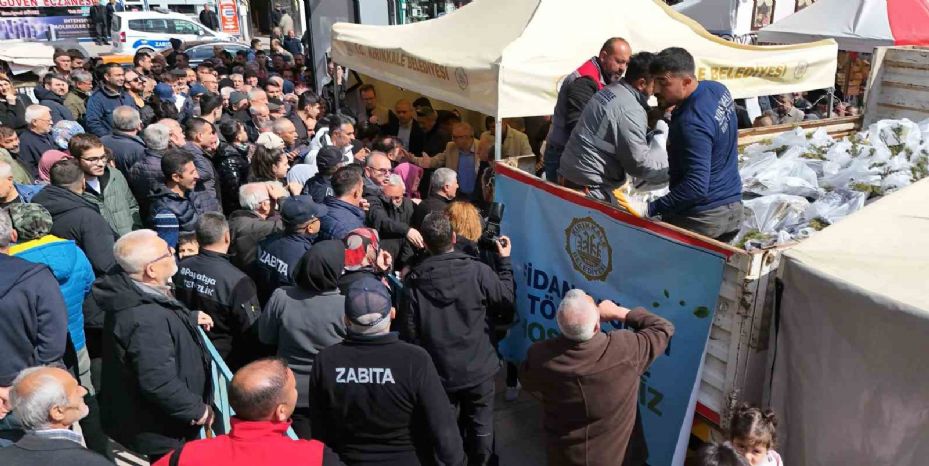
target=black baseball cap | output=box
[344,275,392,325]
[280,195,328,225]
[316,146,344,172]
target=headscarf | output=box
[393,162,423,199]
[294,240,345,292]
[52,120,85,150]
[38,150,71,182]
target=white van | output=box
[111,10,236,54]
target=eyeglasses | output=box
[81,155,108,164]
[145,248,175,269]
[369,167,391,176]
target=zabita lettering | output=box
[335,367,396,384]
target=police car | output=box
[111,9,236,55]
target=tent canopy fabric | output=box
[331,0,837,118]
[783,177,929,314]
[771,178,929,465]
[758,0,929,53]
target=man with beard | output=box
[34,73,73,123]
[558,52,669,208]
[543,37,631,181]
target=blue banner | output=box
[495,165,728,466]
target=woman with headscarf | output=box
[52,120,85,150]
[257,239,347,440]
[37,150,72,183]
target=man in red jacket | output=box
[154,358,344,466]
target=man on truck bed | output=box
[543,37,631,181]
[646,47,744,242]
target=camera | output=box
[479,202,505,250]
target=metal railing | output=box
[197,328,297,439]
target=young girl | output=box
[729,403,784,466]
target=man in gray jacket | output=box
[558,52,669,206]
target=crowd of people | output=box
[0,27,788,466]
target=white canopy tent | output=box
[331,0,837,123]
[758,0,929,53]
[771,178,929,465]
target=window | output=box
[186,46,214,61]
[171,19,203,35]
[128,19,169,33]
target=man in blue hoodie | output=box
[318,164,366,241]
[85,63,135,137]
[0,208,69,444]
[647,47,743,242]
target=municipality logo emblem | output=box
[564,217,613,281]
[455,67,469,90]
[794,60,809,79]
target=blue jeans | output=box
[543,143,564,182]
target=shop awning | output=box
[758,0,929,53]
[330,0,838,118]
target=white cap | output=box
[255,132,285,150]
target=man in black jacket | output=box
[93,229,212,462]
[410,167,457,230]
[399,212,514,466]
[372,174,417,267]
[32,158,117,275]
[309,276,466,466]
[199,4,220,31]
[362,152,423,253]
[18,105,56,179]
[175,212,261,370]
[99,105,146,176]
[381,99,424,155]
[0,211,68,410]
[228,182,285,272]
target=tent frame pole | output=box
[828,87,835,118]
[494,116,502,161]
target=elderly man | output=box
[0,210,69,422]
[85,63,135,137]
[521,289,674,466]
[399,212,514,466]
[156,358,341,465]
[773,93,805,125]
[35,73,74,123]
[544,37,632,181]
[383,99,423,153]
[558,52,669,207]
[175,213,261,369]
[309,276,465,465]
[410,168,458,230]
[52,48,72,74]
[0,367,110,466]
[32,158,117,275]
[274,118,308,162]
[100,105,147,176]
[411,122,481,199]
[64,70,93,125]
[18,105,56,179]
[245,104,271,143]
[228,182,285,272]
[92,229,213,462]
[129,123,171,215]
[363,152,423,250]
[374,174,417,267]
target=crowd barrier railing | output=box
[197,328,297,439]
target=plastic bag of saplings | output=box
[808,127,834,148]
[741,194,810,236]
[802,190,867,229]
[821,157,882,193]
[740,151,778,181]
[881,171,913,194]
[771,127,810,150]
[867,119,922,154]
[745,156,821,198]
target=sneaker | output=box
[505,383,521,401]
